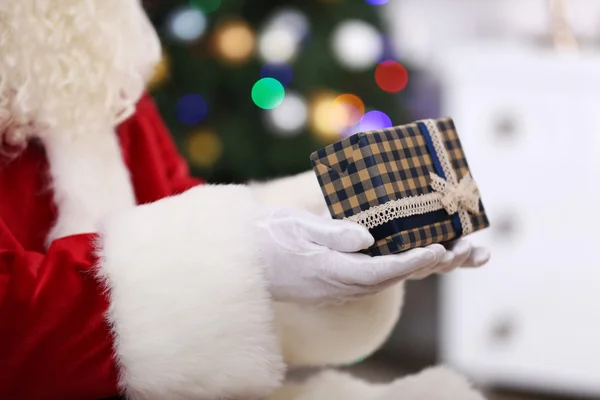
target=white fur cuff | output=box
[275,285,404,367]
[266,367,485,400]
[96,185,284,400]
[379,366,487,400]
[250,171,327,215]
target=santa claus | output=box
[0,1,491,399]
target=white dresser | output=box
[437,42,600,397]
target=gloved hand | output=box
[256,207,490,305]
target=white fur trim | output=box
[266,371,386,400]
[96,185,285,400]
[275,285,404,367]
[250,171,327,215]
[266,367,485,400]
[377,366,487,400]
[43,130,136,246]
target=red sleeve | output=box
[150,99,204,193]
[0,228,119,400]
[134,94,204,194]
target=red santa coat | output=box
[0,94,287,400]
[0,94,417,400]
[0,1,484,397]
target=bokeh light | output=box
[341,124,363,138]
[328,103,356,133]
[176,94,208,125]
[333,94,365,126]
[267,8,310,39]
[259,27,300,63]
[331,20,383,71]
[258,8,308,63]
[214,19,255,64]
[190,0,221,13]
[260,63,293,87]
[167,7,207,43]
[252,78,285,110]
[148,52,170,90]
[359,110,393,132]
[375,60,409,93]
[309,91,342,143]
[378,34,396,62]
[265,91,307,136]
[365,0,389,5]
[186,130,222,167]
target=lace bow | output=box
[429,172,480,215]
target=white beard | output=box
[0,0,161,142]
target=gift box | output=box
[310,117,489,256]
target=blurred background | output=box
[142,0,600,399]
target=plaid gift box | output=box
[310,117,489,256]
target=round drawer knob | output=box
[490,314,517,346]
[493,113,519,142]
[493,210,519,240]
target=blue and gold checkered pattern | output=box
[310,117,489,256]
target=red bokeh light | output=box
[375,60,409,93]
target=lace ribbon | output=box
[346,193,444,229]
[429,172,480,216]
[423,119,475,234]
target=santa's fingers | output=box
[332,245,443,286]
[441,239,490,269]
[462,245,491,267]
[349,245,446,291]
[406,244,451,279]
[357,241,488,288]
[439,239,473,273]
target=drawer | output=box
[439,47,600,395]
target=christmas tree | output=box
[143,0,413,184]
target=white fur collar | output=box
[42,130,135,246]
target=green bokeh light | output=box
[252,78,285,110]
[190,0,221,13]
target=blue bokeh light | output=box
[176,94,208,125]
[378,34,396,61]
[260,63,294,87]
[365,0,389,5]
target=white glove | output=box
[256,207,490,305]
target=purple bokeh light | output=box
[359,110,393,131]
[365,0,389,5]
